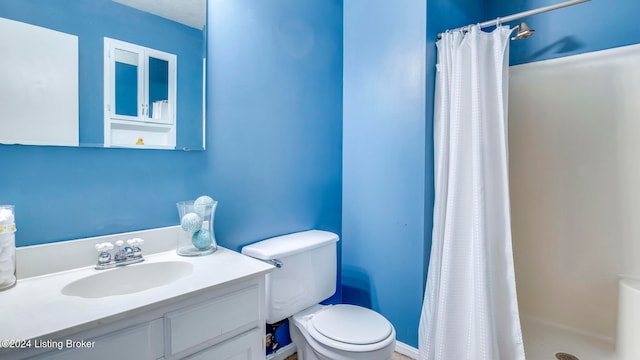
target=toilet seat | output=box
[291,304,396,359]
[301,305,395,352]
[310,304,392,345]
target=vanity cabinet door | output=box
[165,285,260,357]
[30,319,164,360]
[185,328,263,360]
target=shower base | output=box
[521,315,617,360]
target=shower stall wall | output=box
[508,43,640,360]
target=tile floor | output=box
[392,352,415,360]
[285,352,414,360]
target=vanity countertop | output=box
[0,246,274,342]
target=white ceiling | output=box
[112,0,206,30]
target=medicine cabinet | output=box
[104,38,177,149]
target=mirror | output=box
[0,0,206,151]
[114,48,142,118]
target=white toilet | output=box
[242,230,396,360]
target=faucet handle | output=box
[127,238,145,247]
[127,238,144,257]
[95,242,114,252]
[95,242,113,265]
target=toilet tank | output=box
[241,230,339,324]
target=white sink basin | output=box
[61,261,194,298]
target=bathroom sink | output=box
[61,261,194,298]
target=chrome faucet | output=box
[94,238,145,270]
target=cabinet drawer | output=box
[185,328,262,360]
[31,319,164,360]
[166,285,260,355]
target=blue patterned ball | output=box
[181,212,202,233]
[194,196,215,217]
[192,229,212,250]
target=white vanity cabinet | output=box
[17,278,265,360]
[1,231,274,360]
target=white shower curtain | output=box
[418,25,525,360]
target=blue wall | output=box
[342,0,427,347]
[341,0,485,348]
[0,145,208,247]
[0,0,204,149]
[206,0,343,250]
[0,0,343,260]
[484,0,640,65]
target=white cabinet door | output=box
[185,329,263,360]
[165,285,260,356]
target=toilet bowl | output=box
[290,304,396,360]
[241,230,396,360]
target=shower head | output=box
[511,22,535,40]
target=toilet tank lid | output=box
[241,230,339,260]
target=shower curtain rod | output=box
[437,0,591,39]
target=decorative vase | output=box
[176,199,217,256]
